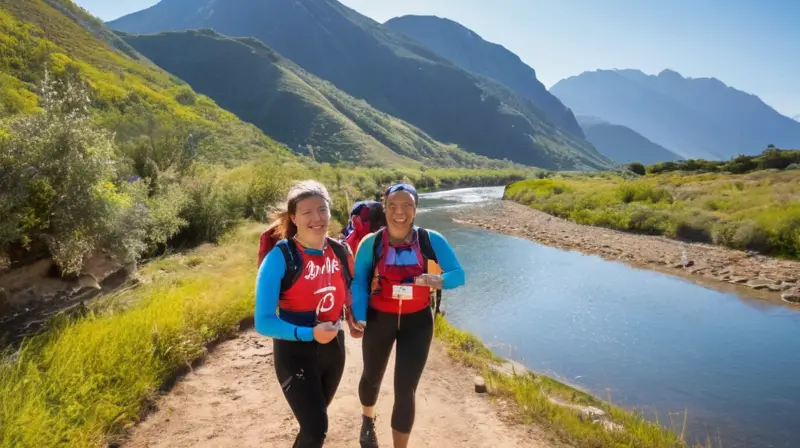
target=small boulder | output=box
[746,279,773,290]
[474,376,487,394]
[783,288,800,304]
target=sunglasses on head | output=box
[385,183,418,203]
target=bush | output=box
[0,72,148,274]
[0,73,195,272]
[628,162,646,176]
[668,212,716,243]
[712,220,771,252]
[616,183,672,204]
[175,166,249,246]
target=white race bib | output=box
[392,285,414,301]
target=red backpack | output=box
[257,223,282,268]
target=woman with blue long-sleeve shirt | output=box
[254,180,354,448]
[345,183,466,448]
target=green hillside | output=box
[108,0,614,171]
[0,0,288,163]
[0,0,537,278]
[119,29,513,168]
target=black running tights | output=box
[273,330,346,448]
[358,307,434,434]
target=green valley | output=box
[118,29,513,168]
[108,0,613,171]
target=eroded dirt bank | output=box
[453,201,800,304]
[121,330,550,448]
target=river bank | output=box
[453,201,800,304]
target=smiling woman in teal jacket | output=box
[345,183,465,448]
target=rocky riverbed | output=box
[454,201,800,305]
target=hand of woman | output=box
[345,312,365,338]
[415,273,443,289]
[313,322,340,344]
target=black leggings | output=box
[273,330,346,448]
[358,307,434,434]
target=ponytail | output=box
[267,209,297,240]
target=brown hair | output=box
[268,180,332,240]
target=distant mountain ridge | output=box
[551,69,800,160]
[384,14,584,138]
[108,0,613,170]
[119,28,511,168]
[575,115,682,164]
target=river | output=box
[416,186,800,448]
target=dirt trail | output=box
[123,329,550,448]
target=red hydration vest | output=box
[368,229,437,316]
[278,241,353,326]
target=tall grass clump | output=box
[0,226,260,448]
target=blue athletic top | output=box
[254,243,353,342]
[350,227,465,323]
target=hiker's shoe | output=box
[360,415,379,448]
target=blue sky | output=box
[76,0,798,117]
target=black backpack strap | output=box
[417,228,438,264]
[371,228,385,270]
[327,238,353,288]
[367,228,385,293]
[277,239,303,292]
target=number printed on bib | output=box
[392,285,414,301]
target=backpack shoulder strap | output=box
[276,239,303,292]
[371,228,385,268]
[417,228,438,263]
[327,238,353,288]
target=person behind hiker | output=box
[254,180,354,448]
[342,200,386,254]
[346,183,466,448]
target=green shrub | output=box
[175,166,249,246]
[628,162,646,176]
[0,73,147,274]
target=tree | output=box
[0,71,185,274]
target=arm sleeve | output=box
[350,233,377,323]
[428,230,466,289]
[254,248,314,341]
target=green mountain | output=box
[108,0,612,171]
[384,15,584,138]
[576,115,682,164]
[0,0,288,164]
[119,29,509,168]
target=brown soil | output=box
[121,330,551,448]
[453,201,800,304]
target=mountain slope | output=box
[119,29,508,168]
[108,0,612,170]
[576,115,682,164]
[384,14,584,138]
[551,69,800,160]
[0,0,289,165]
